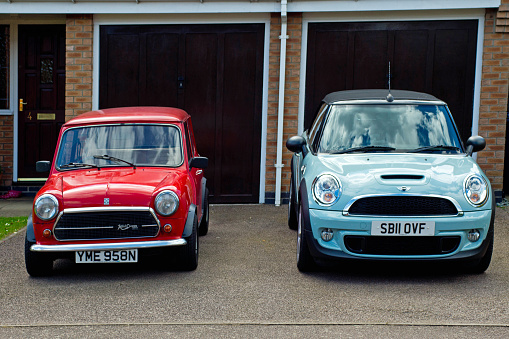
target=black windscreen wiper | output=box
[408,145,461,153]
[331,146,396,154]
[59,162,100,170]
[93,154,136,168]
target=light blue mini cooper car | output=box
[287,90,494,273]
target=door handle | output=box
[19,98,27,112]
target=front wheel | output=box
[25,235,53,277]
[178,215,199,271]
[297,204,315,272]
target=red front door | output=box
[17,25,65,180]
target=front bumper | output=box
[30,239,187,252]
[305,208,493,261]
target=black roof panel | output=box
[323,89,442,104]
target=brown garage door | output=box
[100,24,265,203]
[305,20,478,143]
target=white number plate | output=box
[75,250,138,263]
[371,221,435,236]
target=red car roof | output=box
[64,107,190,127]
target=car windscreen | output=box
[56,124,183,169]
[317,104,463,154]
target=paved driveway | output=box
[1,205,509,337]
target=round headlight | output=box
[155,190,179,216]
[312,174,341,206]
[34,194,59,220]
[464,174,488,206]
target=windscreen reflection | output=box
[56,124,183,168]
[318,105,462,153]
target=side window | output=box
[308,103,329,152]
[184,121,193,162]
[0,25,10,110]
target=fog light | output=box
[163,224,172,233]
[467,229,480,242]
[321,228,334,242]
[42,229,52,238]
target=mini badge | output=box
[397,186,411,192]
[104,198,110,205]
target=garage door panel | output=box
[102,34,140,108]
[306,21,478,143]
[221,32,260,196]
[308,31,349,105]
[184,33,219,198]
[142,33,180,107]
[392,30,429,92]
[353,31,388,89]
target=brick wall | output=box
[266,13,302,203]
[477,8,509,194]
[65,14,93,121]
[0,115,13,186]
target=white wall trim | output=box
[93,13,271,203]
[298,9,486,139]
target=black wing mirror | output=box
[36,161,51,173]
[190,157,208,169]
[286,136,307,155]
[465,136,486,156]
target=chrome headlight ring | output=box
[154,190,180,216]
[34,194,59,220]
[464,174,488,207]
[312,174,342,206]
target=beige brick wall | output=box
[477,8,509,193]
[65,14,93,121]
[266,13,302,201]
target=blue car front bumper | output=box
[303,208,494,262]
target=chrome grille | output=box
[347,196,458,216]
[54,209,159,241]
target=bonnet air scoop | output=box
[380,174,425,180]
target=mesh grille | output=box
[344,235,461,255]
[54,211,159,241]
[347,196,458,216]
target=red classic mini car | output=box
[25,107,209,276]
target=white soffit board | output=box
[0,0,500,15]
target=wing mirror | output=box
[286,136,307,156]
[465,136,486,156]
[190,157,208,169]
[36,161,51,173]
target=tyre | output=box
[462,226,494,274]
[296,204,315,272]
[24,235,53,277]
[288,178,298,230]
[178,215,199,271]
[198,188,209,236]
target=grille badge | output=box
[118,224,139,231]
[104,198,110,205]
[397,186,411,192]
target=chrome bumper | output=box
[30,239,187,252]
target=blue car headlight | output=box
[312,174,341,206]
[464,174,488,207]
